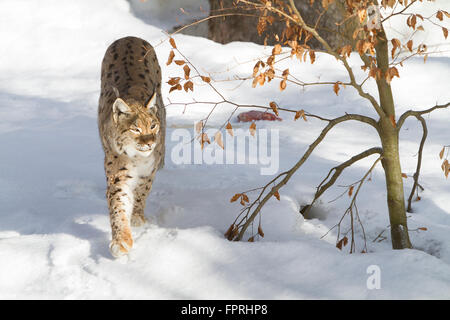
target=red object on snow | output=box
[237,110,282,122]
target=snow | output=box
[0,0,449,299]
[127,0,209,32]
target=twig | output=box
[407,115,427,212]
[303,147,383,217]
[397,102,450,129]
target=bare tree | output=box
[165,0,450,251]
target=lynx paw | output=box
[109,234,133,258]
[131,214,148,227]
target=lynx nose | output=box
[140,134,154,144]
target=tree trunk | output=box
[379,119,412,249]
[332,0,412,249]
[207,0,344,49]
[375,26,412,249]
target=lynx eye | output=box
[130,127,142,134]
[150,123,156,129]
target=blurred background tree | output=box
[207,0,344,49]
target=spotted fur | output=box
[98,36,166,258]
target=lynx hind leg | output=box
[130,174,155,227]
[107,180,134,258]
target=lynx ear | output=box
[146,92,157,111]
[112,98,131,123]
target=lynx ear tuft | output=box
[112,86,120,98]
[112,98,131,123]
[146,92,157,111]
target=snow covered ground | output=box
[0,0,449,299]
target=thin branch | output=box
[322,156,383,253]
[381,0,419,23]
[303,147,383,216]
[397,102,450,130]
[407,115,427,213]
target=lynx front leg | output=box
[130,174,155,227]
[107,178,135,258]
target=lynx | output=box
[98,36,166,258]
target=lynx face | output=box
[113,93,160,157]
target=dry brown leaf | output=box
[201,76,211,83]
[183,80,194,92]
[258,73,266,86]
[444,159,450,178]
[265,68,275,82]
[348,185,354,197]
[249,122,256,137]
[169,38,177,49]
[391,38,401,58]
[230,193,241,203]
[214,131,224,149]
[272,44,282,55]
[333,82,340,96]
[336,237,348,250]
[269,101,279,116]
[252,76,259,88]
[339,45,352,58]
[391,38,402,48]
[258,225,265,238]
[226,122,233,137]
[280,79,287,91]
[274,191,280,201]
[169,84,182,93]
[294,109,307,121]
[442,159,448,172]
[167,77,181,86]
[439,147,445,159]
[352,28,361,40]
[195,121,203,134]
[183,64,191,80]
[253,61,260,77]
[407,40,413,52]
[309,50,316,64]
[200,133,210,149]
[166,50,175,65]
[358,9,367,23]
